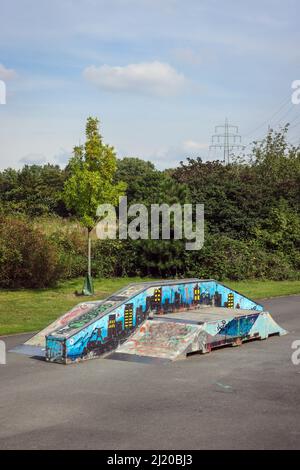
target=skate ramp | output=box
[10,283,148,356]
[115,308,287,361]
[115,320,202,360]
[10,278,286,364]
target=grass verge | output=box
[0,278,299,336]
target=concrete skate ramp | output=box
[10,278,286,363]
[11,283,147,356]
[116,308,287,360]
[10,302,104,356]
[115,320,202,360]
[45,279,270,364]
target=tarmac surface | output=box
[0,295,299,450]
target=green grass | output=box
[0,277,155,336]
[227,279,300,300]
[0,277,300,336]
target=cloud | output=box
[149,140,209,169]
[83,61,186,96]
[18,148,72,168]
[19,153,47,165]
[53,149,71,166]
[0,63,17,81]
[182,140,209,151]
[173,48,202,65]
[13,76,69,93]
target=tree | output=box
[115,157,158,204]
[0,164,67,216]
[63,117,126,293]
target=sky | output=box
[0,0,300,170]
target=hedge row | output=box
[1,216,299,288]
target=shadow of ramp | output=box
[9,344,45,357]
[106,351,170,364]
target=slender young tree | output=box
[63,117,126,294]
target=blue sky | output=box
[0,0,299,170]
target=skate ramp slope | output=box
[115,308,287,361]
[10,283,147,357]
[115,320,202,360]
[10,278,286,364]
[11,301,104,356]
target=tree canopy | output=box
[63,117,127,230]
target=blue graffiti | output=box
[46,280,263,362]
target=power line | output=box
[244,109,300,150]
[244,95,292,139]
[287,115,300,130]
[270,105,298,129]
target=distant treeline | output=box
[0,128,300,287]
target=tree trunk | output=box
[87,229,92,277]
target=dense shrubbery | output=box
[0,217,64,288]
[92,235,300,281]
[0,127,299,287]
[48,226,87,280]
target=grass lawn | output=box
[0,277,299,336]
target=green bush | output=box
[49,228,86,279]
[0,217,64,288]
[184,234,299,281]
[92,239,140,277]
[0,215,298,288]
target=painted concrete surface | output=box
[43,279,265,363]
[0,295,299,450]
[153,306,264,322]
[24,283,146,349]
[12,279,284,364]
[116,320,202,360]
[116,310,286,360]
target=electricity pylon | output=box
[209,118,245,164]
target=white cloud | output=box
[0,63,17,80]
[53,148,71,166]
[83,61,186,96]
[149,140,209,169]
[18,148,72,168]
[182,140,209,151]
[13,76,70,93]
[19,153,47,165]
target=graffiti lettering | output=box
[56,303,114,333]
[216,320,226,332]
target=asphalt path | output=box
[0,295,299,449]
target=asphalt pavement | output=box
[0,295,299,449]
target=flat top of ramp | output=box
[152,306,260,324]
